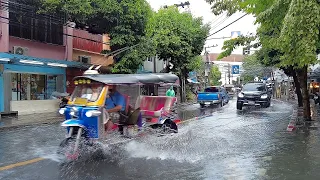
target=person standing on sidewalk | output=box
[166,86,176,97]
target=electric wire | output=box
[207,13,248,38]
[209,12,227,28]
[210,15,229,31]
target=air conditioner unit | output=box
[13,46,29,55]
[78,55,91,64]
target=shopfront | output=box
[0,53,87,115]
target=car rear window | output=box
[243,83,265,91]
[205,87,219,92]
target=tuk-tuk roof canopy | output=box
[73,73,179,85]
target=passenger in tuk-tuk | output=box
[104,85,126,131]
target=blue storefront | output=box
[0,52,87,114]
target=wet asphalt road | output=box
[1,99,320,180]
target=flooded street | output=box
[1,100,319,180]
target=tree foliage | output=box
[206,0,320,119]
[210,66,222,86]
[207,0,320,69]
[205,0,275,16]
[242,53,273,78]
[217,35,257,60]
[41,0,154,73]
[146,6,210,76]
[278,0,320,68]
[186,56,204,72]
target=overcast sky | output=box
[146,0,258,55]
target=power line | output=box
[207,14,248,38]
[210,15,230,31]
[206,36,232,40]
[210,12,227,26]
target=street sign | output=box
[231,31,241,39]
[231,65,240,74]
[188,71,198,82]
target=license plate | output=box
[205,102,211,105]
[248,101,255,105]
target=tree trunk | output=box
[179,75,187,103]
[296,66,311,121]
[292,71,303,107]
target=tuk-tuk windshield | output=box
[71,84,104,102]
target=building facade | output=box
[0,0,112,115]
[137,56,167,73]
[204,53,244,85]
[67,29,113,94]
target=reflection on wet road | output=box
[1,99,318,180]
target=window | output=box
[243,83,266,91]
[205,87,220,93]
[11,73,60,101]
[147,57,153,62]
[8,0,64,45]
[71,84,104,102]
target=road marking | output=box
[0,157,45,171]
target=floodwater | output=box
[1,100,319,180]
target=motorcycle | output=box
[51,92,70,108]
[57,67,180,162]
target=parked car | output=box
[197,86,229,108]
[223,84,235,99]
[236,82,272,110]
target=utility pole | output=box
[228,64,231,84]
[204,45,218,87]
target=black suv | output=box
[236,82,272,110]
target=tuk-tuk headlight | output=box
[85,110,101,117]
[59,108,66,115]
[238,93,244,98]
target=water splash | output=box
[31,145,64,162]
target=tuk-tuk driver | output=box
[104,85,126,131]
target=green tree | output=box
[41,0,154,73]
[210,66,222,86]
[146,6,210,102]
[278,0,320,119]
[206,0,320,120]
[186,56,203,72]
[241,74,255,84]
[242,53,273,78]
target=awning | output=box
[0,52,90,69]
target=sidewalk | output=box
[274,96,320,131]
[0,113,64,130]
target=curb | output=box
[0,118,63,132]
[273,98,316,132]
[271,98,298,132]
